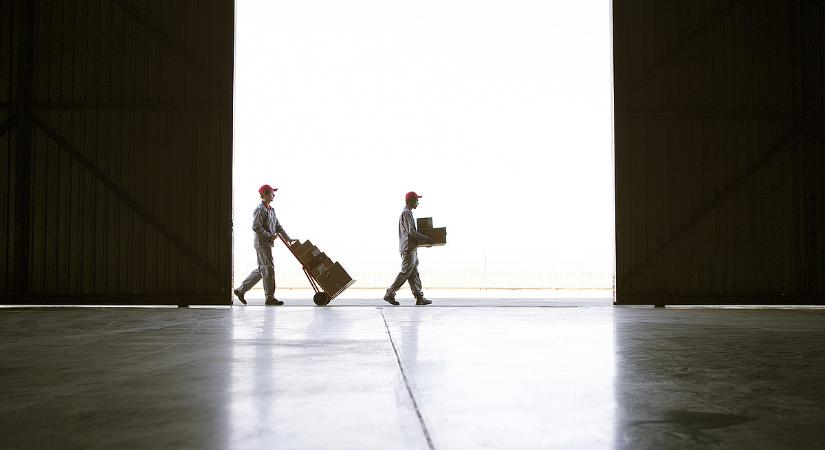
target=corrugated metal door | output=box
[613,0,824,304]
[1,0,234,304]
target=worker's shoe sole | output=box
[233,289,247,305]
[383,295,400,306]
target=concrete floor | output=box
[2,301,825,449]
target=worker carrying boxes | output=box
[282,237,355,305]
[416,217,447,247]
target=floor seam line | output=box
[380,307,436,450]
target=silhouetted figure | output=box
[384,191,432,306]
[234,184,296,306]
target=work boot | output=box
[415,295,432,306]
[265,298,284,306]
[233,289,247,305]
[383,292,400,306]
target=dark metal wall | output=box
[614,1,825,304]
[1,0,234,304]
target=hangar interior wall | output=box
[1,0,234,304]
[614,0,824,304]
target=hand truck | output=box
[279,234,354,306]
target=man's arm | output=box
[403,211,431,242]
[410,228,430,242]
[275,220,292,242]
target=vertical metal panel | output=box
[614,0,825,304]
[0,0,234,304]
[0,0,13,293]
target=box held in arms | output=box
[420,227,446,246]
[416,217,446,247]
[417,217,433,230]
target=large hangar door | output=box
[1,0,234,305]
[613,1,824,305]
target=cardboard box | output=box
[309,256,334,278]
[417,217,433,230]
[316,262,353,295]
[291,240,308,255]
[289,238,356,298]
[296,242,321,266]
[307,252,329,270]
[291,239,308,255]
[419,227,447,246]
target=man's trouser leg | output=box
[387,250,417,297]
[239,247,276,299]
[238,259,263,293]
[257,247,276,300]
[407,251,423,298]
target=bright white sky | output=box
[233,0,614,289]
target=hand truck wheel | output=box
[313,292,331,306]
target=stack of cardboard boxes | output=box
[291,240,355,297]
[416,217,447,247]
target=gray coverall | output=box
[386,207,430,299]
[237,202,291,300]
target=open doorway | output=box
[232,0,614,299]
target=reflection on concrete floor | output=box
[1,306,824,448]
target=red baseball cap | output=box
[259,184,277,195]
[405,191,422,202]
